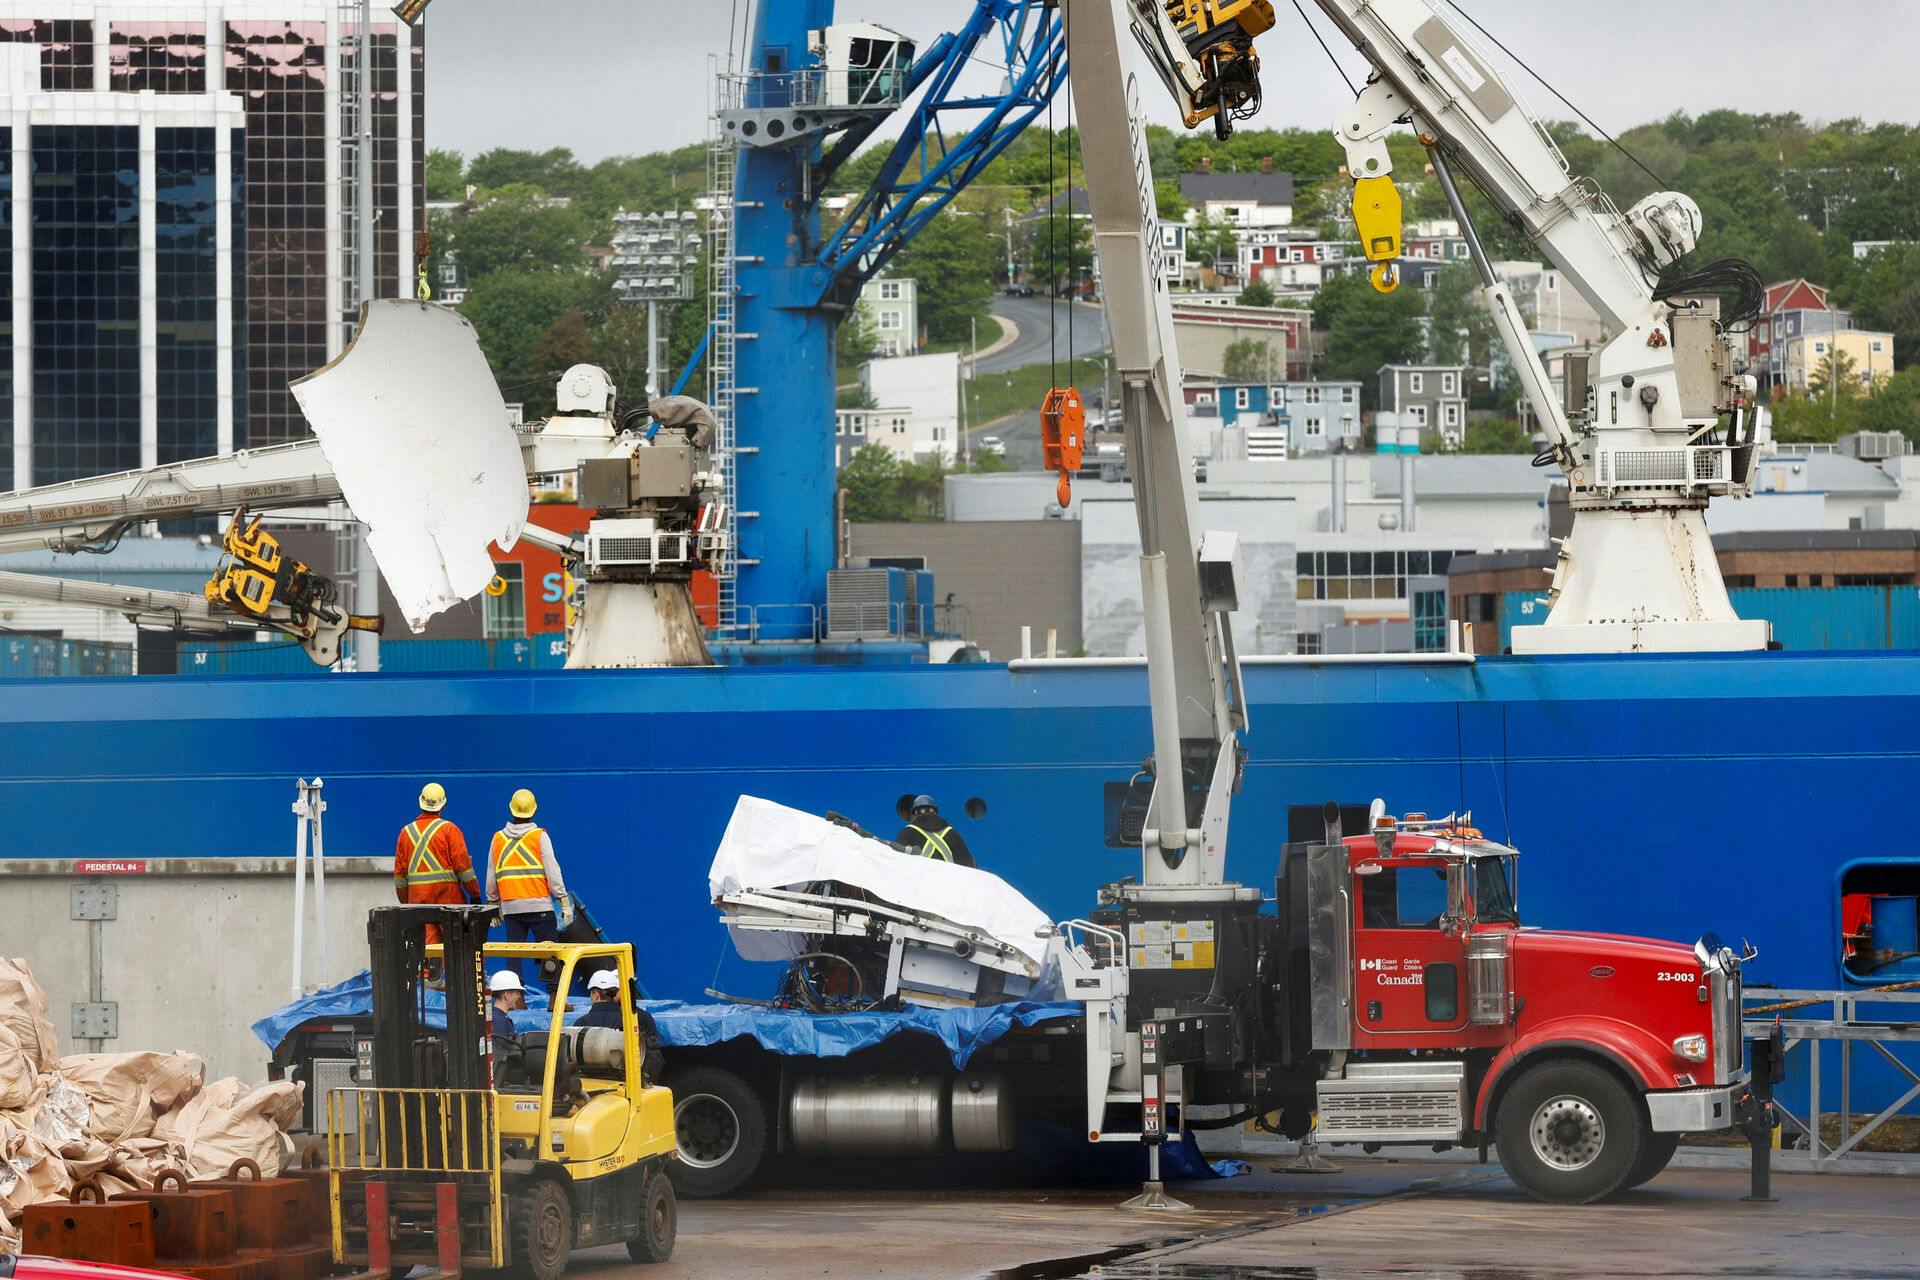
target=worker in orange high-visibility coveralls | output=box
[395,782,482,948]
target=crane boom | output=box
[1066,0,1252,902]
[1308,0,1770,653]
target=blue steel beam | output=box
[730,1,1066,634]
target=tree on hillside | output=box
[1808,347,1864,406]
[1026,202,1095,298]
[1836,245,1920,371]
[838,300,881,364]
[1859,367,1920,440]
[1223,337,1281,383]
[466,147,584,197]
[453,185,591,279]
[1457,418,1533,454]
[1310,270,1426,403]
[1237,277,1276,308]
[1425,264,1496,367]
[425,149,465,202]
[1186,212,1239,280]
[586,304,654,399]
[897,207,1002,341]
[459,268,607,417]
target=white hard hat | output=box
[587,969,621,992]
[488,971,524,994]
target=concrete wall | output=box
[1080,497,1297,656]
[848,521,1081,660]
[2,858,394,1084]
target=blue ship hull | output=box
[5,651,1915,1107]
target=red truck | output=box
[1228,811,1748,1202]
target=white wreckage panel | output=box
[710,796,1053,973]
[291,300,528,631]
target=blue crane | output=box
[722,1,1067,638]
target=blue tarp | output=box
[253,970,1081,1070]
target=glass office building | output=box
[1,3,425,491]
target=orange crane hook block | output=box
[1040,387,1086,507]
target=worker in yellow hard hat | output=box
[395,782,480,949]
[486,788,573,990]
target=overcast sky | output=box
[424,1,1917,165]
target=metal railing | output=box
[326,1085,504,1270]
[1744,988,1920,1168]
[715,65,910,115]
[709,601,971,645]
[327,1085,501,1177]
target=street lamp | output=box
[611,210,703,397]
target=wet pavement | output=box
[562,1158,1917,1279]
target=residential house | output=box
[1179,160,1294,229]
[1183,379,1363,456]
[1239,229,1348,292]
[836,407,916,467]
[1378,364,1468,449]
[860,276,920,357]
[1491,261,1610,345]
[861,352,959,460]
[1750,279,1849,387]
[1781,328,1896,391]
[1169,302,1312,380]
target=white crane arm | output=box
[0,439,345,555]
[1067,0,1250,897]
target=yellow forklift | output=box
[326,905,677,1279]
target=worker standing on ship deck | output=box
[395,783,481,950]
[487,788,573,990]
[895,795,976,869]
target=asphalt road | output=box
[559,1158,1915,1280]
[979,295,1112,375]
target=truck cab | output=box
[1279,811,1747,1202]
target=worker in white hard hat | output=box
[487,788,573,989]
[488,970,526,1040]
[575,967,625,1031]
[894,795,976,868]
[395,782,480,948]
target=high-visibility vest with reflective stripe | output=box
[908,823,954,862]
[492,827,551,901]
[403,818,459,887]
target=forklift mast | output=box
[366,905,497,1092]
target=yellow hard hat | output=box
[419,782,447,812]
[510,788,538,819]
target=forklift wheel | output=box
[625,1170,677,1264]
[507,1178,574,1280]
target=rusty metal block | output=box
[193,1158,313,1251]
[237,1244,325,1280]
[169,1260,264,1280]
[279,1149,334,1239]
[281,1241,335,1280]
[22,1184,156,1267]
[112,1167,236,1262]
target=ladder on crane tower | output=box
[706,61,742,631]
[336,0,372,336]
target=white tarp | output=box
[291,300,529,631]
[709,796,1052,971]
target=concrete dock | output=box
[562,1160,1918,1279]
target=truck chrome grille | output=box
[1316,1062,1467,1143]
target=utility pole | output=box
[352,0,381,672]
[1005,206,1016,287]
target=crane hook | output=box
[1370,262,1400,293]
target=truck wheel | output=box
[1624,1130,1680,1190]
[666,1064,769,1197]
[625,1169,677,1264]
[507,1178,573,1280]
[1494,1059,1646,1204]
